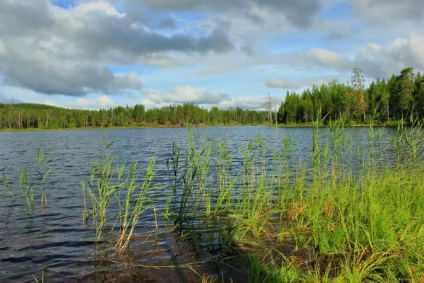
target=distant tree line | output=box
[0,102,269,129]
[278,67,424,124]
[1,67,423,130]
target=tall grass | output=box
[0,148,52,210]
[82,139,159,251]
[0,166,14,202]
[163,121,424,282]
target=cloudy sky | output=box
[0,0,423,110]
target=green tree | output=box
[351,67,366,122]
[413,72,424,117]
[388,74,400,119]
[299,90,314,123]
[397,67,415,115]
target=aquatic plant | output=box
[82,139,159,250]
[116,156,157,250]
[163,121,424,282]
[75,120,424,281]
[393,114,424,164]
[1,147,54,210]
[0,166,14,203]
[36,148,53,208]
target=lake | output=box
[0,126,396,282]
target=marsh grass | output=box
[0,148,52,210]
[0,166,14,202]
[162,120,424,282]
[75,120,424,281]
[82,139,160,251]
[36,148,53,208]
[393,114,424,165]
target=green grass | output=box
[82,138,160,251]
[0,148,52,211]
[162,119,424,282]
[4,119,422,282]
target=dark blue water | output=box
[0,126,396,282]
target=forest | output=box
[278,67,424,124]
[0,67,423,129]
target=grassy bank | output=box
[161,120,424,282]
[76,118,424,281]
[228,164,424,282]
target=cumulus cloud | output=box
[143,86,230,105]
[354,33,424,77]
[267,76,302,89]
[140,85,275,110]
[126,0,321,28]
[301,48,351,71]
[217,95,272,110]
[1,53,142,96]
[58,95,117,109]
[350,0,424,22]
[266,75,346,90]
[0,0,233,97]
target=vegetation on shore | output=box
[77,116,424,282]
[1,67,423,130]
[155,118,424,282]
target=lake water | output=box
[0,126,397,282]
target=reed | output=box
[0,167,15,202]
[18,167,34,209]
[82,139,159,250]
[76,121,424,281]
[393,114,424,165]
[5,147,53,211]
[165,130,216,226]
[33,268,45,283]
[36,148,53,208]
[116,156,157,250]
[225,121,424,281]
[162,121,424,282]
[82,139,123,239]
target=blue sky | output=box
[0,0,423,110]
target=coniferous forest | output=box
[1,67,423,129]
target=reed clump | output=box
[82,139,159,251]
[0,166,14,202]
[0,148,52,211]
[164,120,424,282]
[77,120,424,281]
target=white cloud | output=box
[267,76,298,89]
[58,95,117,110]
[266,76,339,90]
[355,33,424,77]
[73,0,125,18]
[301,48,351,71]
[143,85,230,105]
[217,95,275,110]
[0,0,232,97]
[350,0,424,22]
[140,85,272,110]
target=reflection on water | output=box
[0,126,396,282]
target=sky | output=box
[0,0,423,110]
